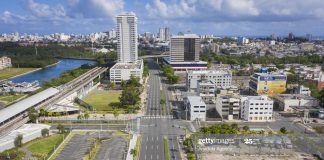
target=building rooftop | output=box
[111,60,143,70]
[243,95,272,101]
[276,94,318,101]
[187,69,232,75]
[186,96,206,106]
[0,87,59,124]
[198,80,214,85]
[253,72,286,77]
[172,34,199,39]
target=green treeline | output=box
[213,54,323,66]
[43,64,93,88]
[0,43,117,68]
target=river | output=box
[10,59,96,85]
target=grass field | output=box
[0,68,38,80]
[27,134,65,158]
[0,94,26,104]
[164,137,170,160]
[83,90,121,112]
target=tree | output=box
[287,74,299,84]
[77,114,84,120]
[258,130,265,135]
[230,123,239,130]
[119,86,141,107]
[127,76,141,88]
[41,128,49,137]
[113,109,120,120]
[143,64,149,77]
[130,149,137,156]
[107,81,115,89]
[14,134,23,147]
[160,99,165,105]
[84,112,90,122]
[279,127,287,134]
[57,124,65,134]
[268,130,274,135]
[39,109,46,117]
[121,80,127,89]
[242,125,250,132]
[319,88,324,108]
[28,108,39,123]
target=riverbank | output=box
[0,61,62,82]
[55,56,97,61]
[0,68,40,81]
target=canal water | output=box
[10,59,96,85]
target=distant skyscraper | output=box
[159,27,170,41]
[170,34,200,62]
[108,29,116,39]
[237,36,249,45]
[306,34,313,41]
[270,33,277,40]
[116,13,138,63]
[288,32,295,40]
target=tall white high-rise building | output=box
[159,27,170,42]
[116,13,138,63]
[110,12,143,84]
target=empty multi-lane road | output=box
[139,59,183,160]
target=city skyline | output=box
[1,0,324,36]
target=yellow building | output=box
[249,73,287,96]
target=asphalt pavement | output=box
[139,59,184,160]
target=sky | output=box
[1,0,324,36]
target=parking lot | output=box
[54,131,128,160]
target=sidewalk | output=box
[126,134,138,160]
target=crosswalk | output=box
[141,115,173,119]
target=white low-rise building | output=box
[0,56,12,70]
[186,70,232,91]
[184,96,206,121]
[216,95,240,120]
[197,80,215,104]
[109,60,143,84]
[273,94,319,112]
[241,95,274,122]
[295,85,311,96]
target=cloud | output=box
[67,0,124,18]
[0,11,28,24]
[145,0,324,22]
[26,0,66,18]
[145,0,196,19]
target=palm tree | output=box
[48,112,53,123]
[107,81,115,89]
[113,109,120,120]
[259,130,265,135]
[14,134,23,147]
[268,130,274,135]
[84,112,90,123]
[77,114,84,123]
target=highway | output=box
[37,67,107,110]
[139,59,183,160]
[0,67,107,136]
